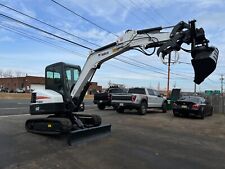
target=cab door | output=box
[147,89,157,107]
[153,90,164,107]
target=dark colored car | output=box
[173,96,213,119]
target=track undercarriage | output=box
[25,113,111,145]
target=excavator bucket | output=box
[191,46,219,84]
[67,124,111,145]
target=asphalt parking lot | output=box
[0,99,94,116]
[0,100,225,169]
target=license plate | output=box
[99,100,103,103]
[181,105,187,109]
[35,106,40,111]
[119,103,124,106]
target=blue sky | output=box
[0,0,225,92]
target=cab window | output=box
[147,89,154,95]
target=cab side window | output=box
[147,89,154,95]
[153,90,160,96]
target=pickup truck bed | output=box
[112,88,167,115]
[93,88,127,110]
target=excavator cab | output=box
[30,62,84,115]
[27,62,111,144]
[45,62,81,100]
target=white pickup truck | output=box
[111,87,167,115]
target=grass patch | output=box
[0,93,31,100]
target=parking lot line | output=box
[0,107,27,110]
[0,113,30,118]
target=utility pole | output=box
[166,53,171,98]
[220,74,224,114]
[194,83,197,95]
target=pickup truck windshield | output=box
[128,88,146,94]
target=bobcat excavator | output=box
[25,20,219,144]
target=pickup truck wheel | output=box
[161,102,167,113]
[138,102,147,115]
[97,104,105,110]
[116,108,124,113]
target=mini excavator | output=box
[25,20,219,144]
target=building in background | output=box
[87,82,102,95]
[0,76,102,94]
[0,76,45,93]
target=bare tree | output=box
[3,70,13,77]
[0,69,3,78]
[15,71,23,77]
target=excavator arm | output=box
[71,20,219,107]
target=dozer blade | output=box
[67,124,111,146]
[191,46,219,84]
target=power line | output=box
[0,13,165,76]
[3,2,191,79]
[1,23,156,79]
[1,13,196,81]
[143,0,171,25]
[0,9,174,76]
[0,22,173,79]
[0,9,201,83]
[1,19,200,84]
[115,57,192,81]
[123,55,166,71]
[127,0,161,25]
[0,23,87,58]
[0,3,99,48]
[0,10,212,86]
[114,0,149,26]
[107,63,167,79]
[115,57,169,76]
[50,0,119,37]
[0,13,92,50]
[47,0,218,88]
[123,55,195,79]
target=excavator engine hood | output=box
[191,46,219,84]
